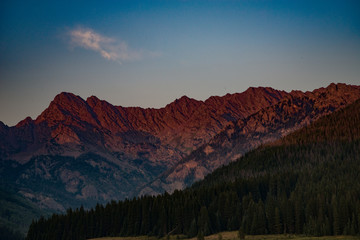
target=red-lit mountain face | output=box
[0,83,359,211]
[0,86,289,164]
[140,83,360,195]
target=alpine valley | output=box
[1,83,360,236]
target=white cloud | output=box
[68,27,143,63]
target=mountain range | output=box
[141,83,360,195]
[26,88,360,239]
[1,83,360,235]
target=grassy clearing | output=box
[89,231,360,240]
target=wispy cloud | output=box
[68,27,144,63]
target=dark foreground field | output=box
[89,232,360,240]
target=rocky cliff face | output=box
[1,83,359,211]
[0,86,290,163]
[140,83,360,195]
[0,86,288,210]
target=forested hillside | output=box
[0,187,46,239]
[26,99,360,240]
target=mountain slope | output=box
[192,97,360,188]
[26,96,360,239]
[1,83,360,217]
[142,83,360,195]
[0,187,46,237]
[1,87,289,162]
[0,86,289,213]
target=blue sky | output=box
[1,0,360,126]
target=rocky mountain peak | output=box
[53,92,82,103]
[35,92,99,128]
[86,95,102,107]
[166,95,202,109]
[16,116,34,128]
[163,95,203,121]
[175,95,191,102]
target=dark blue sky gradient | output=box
[1,0,360,125]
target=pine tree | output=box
[274,207,282,234]
[332,196,340,235]
[188,218,197,237]
[197,231,204,240]
[198,206,211,235]
[294,197,304,234]
[238,226,245,240]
